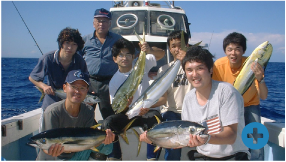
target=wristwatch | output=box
[258,77,265,84]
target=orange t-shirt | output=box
[212,56,260,107]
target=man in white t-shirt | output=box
[102,38,165,160]
[140,46,250,160]
[181,46,250,160]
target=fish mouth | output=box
[27,141,39,148]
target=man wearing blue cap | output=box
[36,70,115,160]
[79,8,122,120]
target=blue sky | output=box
[1,1,285,62]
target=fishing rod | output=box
[208,30,214,50]
[12,1,44,55]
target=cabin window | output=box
[110,11,147,35]
[150,11,187,37]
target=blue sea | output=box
[1,58,285,123]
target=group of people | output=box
[29,7,268,161]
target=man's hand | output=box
[187,134,209,148]
[103,129,115,145]
[176,49,187,61]
[139,131,152,144]
[139,108,150,116]
[251,62,264,82]
[43,85,55,96]
[139,42,151,53]
[46,143,64,157]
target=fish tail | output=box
[154,115,161,124]
[90,124,102,130]
[131,128,141,157]
[180,31,188,52]
[154,146,161,153]
[35,86,45,103]
[120,118,137,144]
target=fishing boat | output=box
[1,1,285,160]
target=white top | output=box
[182,80,250,158]
[156,61,193,113]
[109,54,156,105]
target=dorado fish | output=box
[27,126,106,152]
[36,87,100,104]
[111,27,146,114]
[125,60,181,119]
[233,41,273,95]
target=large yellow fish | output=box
[234,41,273,95]
[111,28,146,114]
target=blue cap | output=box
[65,70,89,86]
[94,8,111,19]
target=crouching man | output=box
[36,70,115,160]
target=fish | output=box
[27,126,107,152]
[132,118,206,156]
[180,30,201,52]
[233,41,273,95]
[111,27,146,114]
[36,86,100,104]
[27,119,137,152]
[125,60,181,119]
[146,120,206,149]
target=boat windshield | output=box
[150,11,188,37]
[110,10,147,35]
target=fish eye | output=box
[189,127,196,133]
[40,139,46,144]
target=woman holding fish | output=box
[212,32,271,160]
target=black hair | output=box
[182,46,215,72]
[112,38,135,57]
[223,32,247,52]
[167,30,189,47]
[57,27,85,51]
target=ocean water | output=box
[1,58,285,122]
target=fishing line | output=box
[208,31,214,50]
[12,1,43,55]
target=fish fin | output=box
[131,128,141,157]
[135,30,144,44]
[154,115,161,124]
[154,146,161,153]
[35,86,45,103]
[193,41,202,47]
[120,118,137,144]
[90,124,102,130]
[91,147,100,152]
[180,31,188,52]
[142,25,145,42]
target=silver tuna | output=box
[125,60,181,119]
[36,87,100,104]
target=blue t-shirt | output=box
[79,31,122,76]
[30,50,88,110]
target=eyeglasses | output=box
[94,19,110,25]
[118,54,133,59]
[68,84,88,92]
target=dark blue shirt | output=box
[79,31,122,76]
[30,50,88,110]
